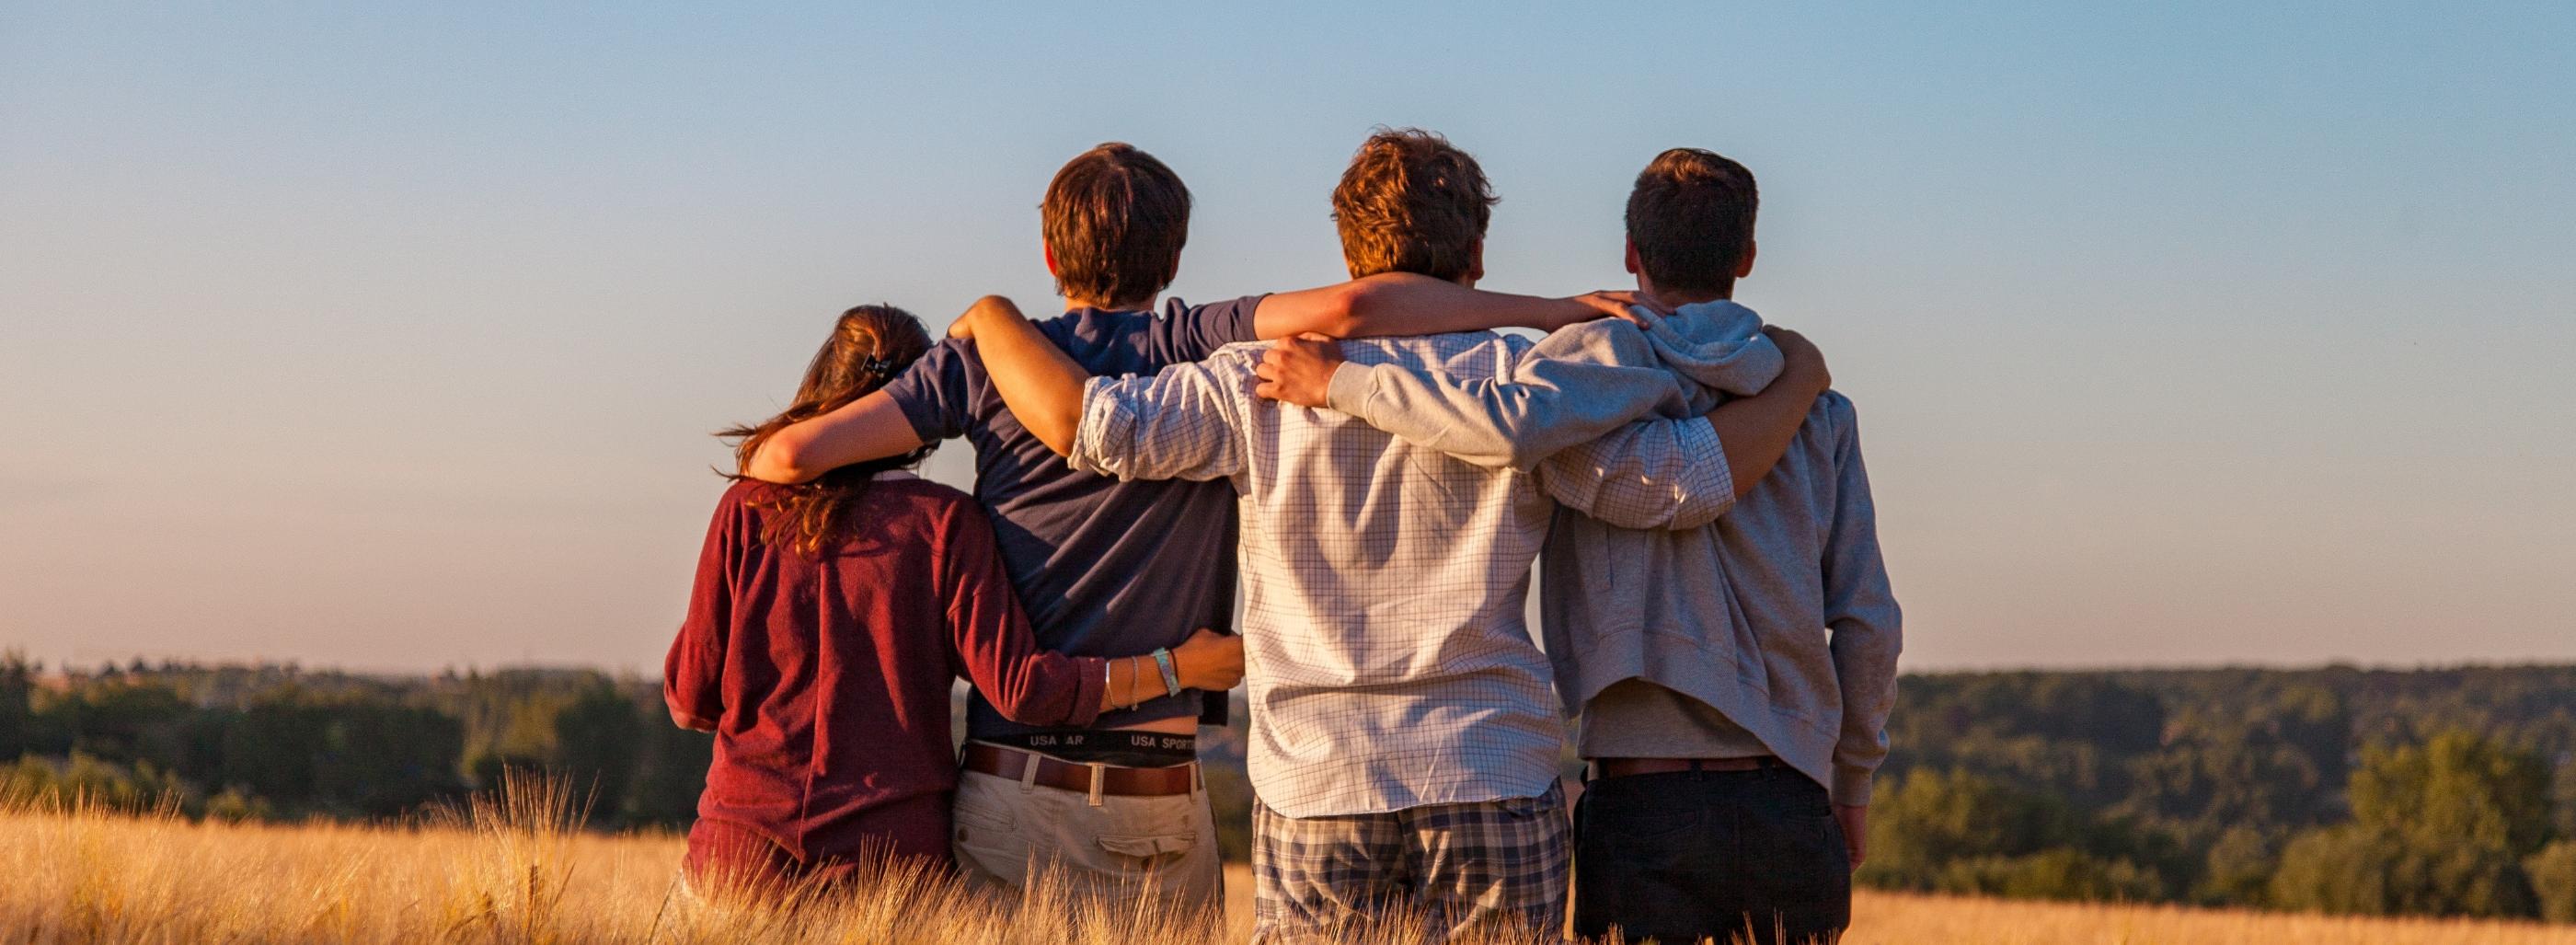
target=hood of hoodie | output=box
[1631,298,1782,415]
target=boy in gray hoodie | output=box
[1255,148,1901,944]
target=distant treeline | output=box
[1870,666,2576,923]
[0,657,708,828]
[3,657,2571,922]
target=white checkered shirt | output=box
[1072,331,1732,818]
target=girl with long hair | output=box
[664,305,1243,893]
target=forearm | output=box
[741,392,924,484]
[1829,627,1900,805]
[963,296,1091,455]
[1321,321,1681,470]
[1343,274,1597,336]
[1259,272,1597,340]
[1098,654,1163,712]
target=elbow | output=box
[1667,491,1737,531]
[1319,280,1379,338]
[745,432,818,484]
[988,691,1073,728]
[1034,421,1078,458]
[666,701,716,732]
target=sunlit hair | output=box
[719,305,935,553]
[1329,127,1496,281]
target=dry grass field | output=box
[6,782,2572,945]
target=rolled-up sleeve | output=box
[1069,354,1251,484]
[1818,394,1902,806]
[1534,413,1734,531]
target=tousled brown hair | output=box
[1042,143,1190,309]
[720,305,935,553]
[1330,128,1496,281]
[1626,148,1759,297]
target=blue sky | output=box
[3,3,2570,673]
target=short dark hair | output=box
[1042,143,1190,307]
[1626,148,1758,296]
[1329,128,1496,281]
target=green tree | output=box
[2194,825,2280,905]
[0,652,32,758]
[2352,730,2553,858]
[550,682,643,824]
[1859,768,2080,890]
[2269,731,2553,919]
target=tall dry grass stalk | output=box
[3,778,2571,944]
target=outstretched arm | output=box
[1253,271,1648,340]
[1256,324,1831,506]
[741,392,925,483]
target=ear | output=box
[1735,238,1757,279]
[1624,237,1642,276]
[1043,242,1059,279]
[1465,240,1485,286]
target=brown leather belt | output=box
[1596,755,1786,779]
[962,743,1197,797]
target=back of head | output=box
[1330,128,1496,282]
[1626,148,1759,298]
[1042,143,1191,309]
[721,305,937,552]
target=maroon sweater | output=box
[665,476,1107,864]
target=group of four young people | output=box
[665,129,1900,945]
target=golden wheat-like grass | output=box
[4,781,2571,944]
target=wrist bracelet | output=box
[1152,647,1181,697]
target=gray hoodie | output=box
[1322,299,1903,804]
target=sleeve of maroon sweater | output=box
[663,490,741,731]
[937,500,1108,727]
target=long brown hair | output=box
[719,305,936,553]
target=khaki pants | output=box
[950,764,1223,915]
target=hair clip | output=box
[859,355,897,379]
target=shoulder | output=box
[718,478,782,511]
[1811,389,1862,442]
[707,479,781,540]
[1161,294,1265,324]
[1533,318,1654,364]
[1547,317,1648,347]
[862,476,993,547]
[883,337,975,396]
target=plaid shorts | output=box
[1252,781,1569,944]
